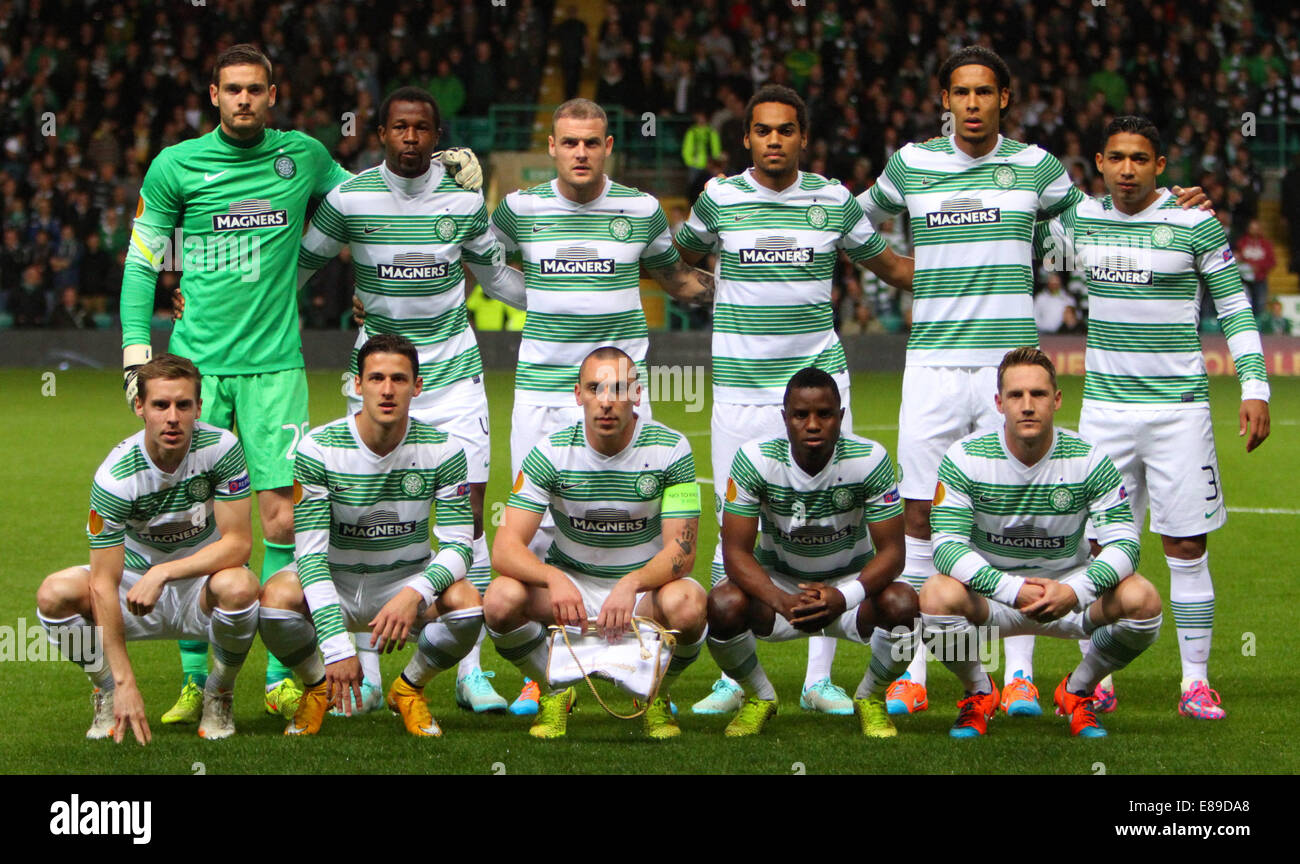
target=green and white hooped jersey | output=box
[675,169,888,404]
[86,422,252,571]
[507,418,699,580]
[723,433,902,581]
[293,416,474,660]
[300,162,503,399]
[930,427,1141,609]
[860,135,1084,367]
[1034,190,1270,408]
[490,177,680,405]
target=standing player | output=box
[923,348,1162,738]
[674,84,913,716]
[298,87,524,714]
[485,347,708,740]
[489,98,713,712]
[120,46,481,723]
[858,47,1204,717]
[1035,116,1270,718]
[257,334,482,737]
[707,368,916,737]
[36,354,261,743]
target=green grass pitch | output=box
[2,368,1297,774]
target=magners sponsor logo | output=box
[540,258,615,275]
[379,262,448,280]
[926,208,1001,227]
[570,507,646,534]
[337,509,417,539]
[212,200,288,231]
[1089,266,1153,285]
[739,247,814,264]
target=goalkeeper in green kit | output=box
[119,45,483,721]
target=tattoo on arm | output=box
[651,260,715,307]
[670,523,696,576]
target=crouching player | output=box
[486,346,708,740]
[923,348,1163,738]
[37,354,260,743]
[258,334,481,737]
[706,368,917,738]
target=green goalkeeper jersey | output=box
[121,126,351,375]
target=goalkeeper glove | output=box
[123,344,152,410]
[436,148,483,192]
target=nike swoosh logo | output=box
[331,485,354,493]
[921,177,939,187]
[976,494,1000,503]
[1204,504,1222,519]
[203,171,228,182]
[362,225,390,234]
[558,481,588,490]
[732,214,749,222]
[1183,635,1209,641]
[531,223,554,233]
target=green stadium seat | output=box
[93,313,113,329]
[0,312,12,329]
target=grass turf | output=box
[1,368,1296,774]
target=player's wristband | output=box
[839,579,867,610]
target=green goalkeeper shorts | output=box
[200,368,309,491]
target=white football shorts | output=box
[1079,402,1225,538]
[897,366,1001,500]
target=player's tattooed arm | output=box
[670,521,697,577]
[647,259,716,307]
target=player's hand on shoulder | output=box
[171,286,184,321]
[1240,399,1270,452]
[437,148,483,193]
[325,655,365,716]
[351,293,366,326]
[546,569,586,630]
[368,586,422,653]
[1171,185,1214,213]
[114,682,151,746]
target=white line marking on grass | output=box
[1228,507,1300,515]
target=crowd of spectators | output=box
[2,0,1299,333]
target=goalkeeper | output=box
[120,44,482,722]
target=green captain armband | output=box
[662,482,701,514]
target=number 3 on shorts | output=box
[284,421,310,461]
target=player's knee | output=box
[482,577,527,630]
[438,578,483,613]
[874,581,920,629]
[918,573,962,615]
[1122,573,1163,619]
[658,579,707,634]
[706,581,749,638]
[210,567,259,609]
[36,570,87,618]
[1162,535,1207,560]
[259,571,303,611]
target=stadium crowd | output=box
[1,0,1298,332]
